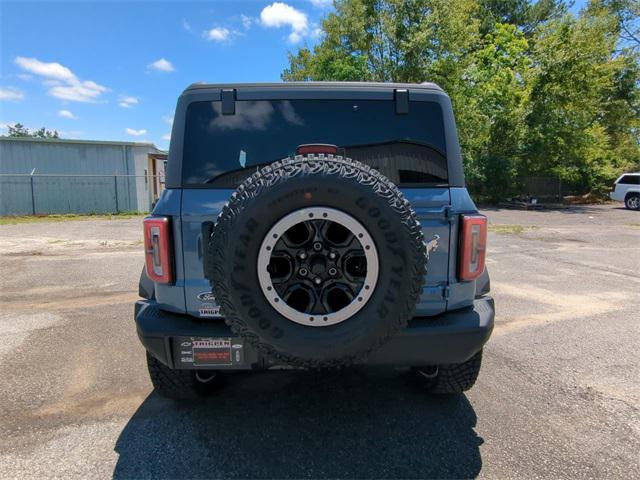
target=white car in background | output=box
[610,173,640,210]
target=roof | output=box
[0,136,165,152]
[184,81,443,93]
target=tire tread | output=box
[431,350,483,394]
[146,352,202,400]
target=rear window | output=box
[182,99,447,187]
[618,175,640,185]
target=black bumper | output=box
[135,297,494,369]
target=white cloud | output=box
[17,73,33,81]
[14,56,108,102]
[309,0,333,7]
[288,32,303,43]
[148,58,175,73]
[0,87,24,101]
[118,95,139,108]
[182,19,192,32]
[15,57,76,82]
[205,27,231,42]
[162,133,171,141]
[260,2,309,43]
[125,128,147,136]
[48,81,108,102]
[240,14,253,30]
[58,109,78,119]
[261,2,308,31]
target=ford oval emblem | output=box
[197,291,216,302]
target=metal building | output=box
[0,137,167,215]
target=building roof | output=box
[0,136,165,152]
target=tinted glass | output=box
[619,175,640,185]
[182,99,447,186]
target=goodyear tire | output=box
[205,155,427,368]
[413,350,484,394]
[146,353,222,400]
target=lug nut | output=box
[314,277,322,285]
[313,242,323,251]
[299,252,307,260]
[329,252,337,260]
[299,268,308,277]
[328,267,338,276]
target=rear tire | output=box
[146,352,222,400]
[624,193,640,210]
[413,350,483,394]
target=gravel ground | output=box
[0,204,638,479]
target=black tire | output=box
[413,350,483,394]
[146,352,221,400]
[624,193,640,210]
[205,155,427,368]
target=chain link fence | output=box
[0,173,163,216]
[1,172,591,216]
[520,176,586,201]
[467,176,588,203]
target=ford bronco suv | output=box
[136,82,494,399]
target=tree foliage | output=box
[604,0,640,50]
[283,0,640,200]
[6,123,60,139]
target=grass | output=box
[488,224,534,234]
[0,212,145,225]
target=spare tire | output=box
[205,155,427,367]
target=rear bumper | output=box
[135,297,494,369]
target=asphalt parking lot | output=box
[0,204,638,478]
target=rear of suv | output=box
[135,82,494,399]
[610,173,640,210]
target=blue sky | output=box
[1,0,587,150]
[0,0,331,149]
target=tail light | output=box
[458,215,487,281]
[143,216,173,284]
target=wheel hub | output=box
[257,207,379,327]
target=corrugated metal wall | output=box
[0,138,160,215]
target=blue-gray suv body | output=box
[136,82,494,399]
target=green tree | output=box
[525,2,639,193]
[604,0,640,50]
[283,0,640,199]
[6,123,60,139]
[6,123,30,137]
[463,23,532,200]
[477,0,567,35]
[283,0,481,83]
